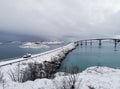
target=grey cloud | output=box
[0,0,120,40]
[93,11,120,38]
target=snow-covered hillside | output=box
[19,42,49,49]
[42,41,63,45]
[1,66,120,89]
[19,41,63,49]
[113,35,120,39]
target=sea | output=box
[0,41,66,61]
[1,41,120,72]
[59,41,120,72]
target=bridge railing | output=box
[0,56,22,62]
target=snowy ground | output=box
[19,42,49,49]
[1,66,120,89]
[41,41,63,45]
[19,41,63,49]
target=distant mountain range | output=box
[0,30,46,42]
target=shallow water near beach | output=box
[59,41,120,72]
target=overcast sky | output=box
[0,0,120,40]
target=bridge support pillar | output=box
[114,39,117,48]
[80,41,83,46]
[90,40,92,46]
[85,40,87,46]
[98,40,102,48]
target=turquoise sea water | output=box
[60,41,120,72]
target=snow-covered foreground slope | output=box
[1,66,120,89]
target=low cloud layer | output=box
[0,0,120,40]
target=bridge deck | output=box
[79,38,120,41]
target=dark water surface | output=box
[0,42,65,60]
[60,41,120,72]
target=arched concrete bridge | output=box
[77,38,120,48]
